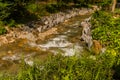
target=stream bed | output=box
[0,14,90,73]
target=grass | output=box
[0,51,120,80]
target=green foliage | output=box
[26,3,48,17]
[46,4,58,13]
[72,0,112,10]
[1,52,120,80]
[0,21,6,35]
[91,11,120,50]
[7,19,16,27]
[38,54,114,80]
[98,0,112,6]
[26,3,38,13]
[91,11,120,80]
[99,0,112,10]
[0,27,6,35]
[0,0,35,22]
[115,8,120,14]
[46,3,69,13]
[0,1,10,21]
[91,11,113,29]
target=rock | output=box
[81,34,93,49]
[91,5,100,11]
[8,50,12,56]
[37,26,43,32]
[80,16,104,54]
[8,38,15,43]
[81,22,91,36]
[92,40,102,55]
[44,21,48,25]
[27,8,94,33]
[80,17,93,50]
[38,27,58,40]
[24,58,33,66]
[0,36,8,46]
[19,33,36,42]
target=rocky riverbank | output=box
[80,16,106,55]
[0,8,96,46]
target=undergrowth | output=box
[91,10,120,51]
[0,21,6,35]
[0,51,120,80]
[91,10,120,80]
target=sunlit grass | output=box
[0,51,120,80]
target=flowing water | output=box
[0,14,90,72]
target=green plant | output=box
[1,52,119,80]
[26,3,38,13]
[115,8,120,14]
[0,1,10,21]
[46,4,58,13]
[7,19,16,27]
[91,11,120,51]
[0,21,6,34]
[91,10,120,80]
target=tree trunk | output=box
[112,0,117,12]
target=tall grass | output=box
[0,51,120,80]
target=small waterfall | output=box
[80,16,93,50]
[80,17,106,54]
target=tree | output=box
[112,0,117,12]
